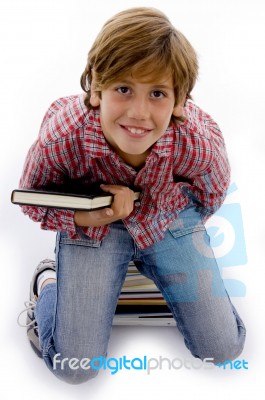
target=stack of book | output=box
[113,261,176,326]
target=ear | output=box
[172,95,187,118]
[90,91,100,107]
[90,69,100,107]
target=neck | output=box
[117,149,150,169]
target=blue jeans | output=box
[35,206,246,384]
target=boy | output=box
[17,7,246,384]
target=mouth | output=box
[120,125,152,138]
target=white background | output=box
[0,0,264,398]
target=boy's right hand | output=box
[74,184,136,227]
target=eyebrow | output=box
[152,84,174,90]
[117,79,174,91]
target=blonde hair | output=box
[80,7,198,123]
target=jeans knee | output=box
[53,361,100,385]
[209,348,242,366]
[48,352,101,385]
[193,332,246,365]
[63,367,99,385]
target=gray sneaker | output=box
[17,259,56,358]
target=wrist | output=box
[74,210,90,227]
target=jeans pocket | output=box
[58,230,102,248]
[168,206,205,238]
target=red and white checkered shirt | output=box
[19,94,230,249]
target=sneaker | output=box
[17,259,56,358]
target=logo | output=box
[205,182,247,297]
[52,354,248,374]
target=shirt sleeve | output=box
[19,136,78,237]
[181,103,231,220]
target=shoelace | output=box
[17,299,38,329]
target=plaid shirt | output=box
[19,94,230,249]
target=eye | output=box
[151,90,166,99]
[116,86,131,95]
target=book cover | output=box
[112,315,176,326]
[117,299,167,305]
[11,182,140,211]
[122,274,155,288]
[115,304,172,315]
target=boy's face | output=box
[90,74,181,162]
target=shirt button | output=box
[135,201,140,207]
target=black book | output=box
[11,182,140,211]
[115,304,172,314]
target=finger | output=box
[98,207,114,217]
[101,184,134,206]
[100,184,135,217]
[100,184,129,195]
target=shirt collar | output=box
[84,108,111,157]
[150,127,174,157]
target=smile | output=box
[120,125,152,138]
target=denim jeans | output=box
[35,206,246,384]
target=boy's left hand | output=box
[74,184,135,228]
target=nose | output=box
[127,95,150,120]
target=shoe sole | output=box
[27,259,56,359]
[27,326,43,358]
